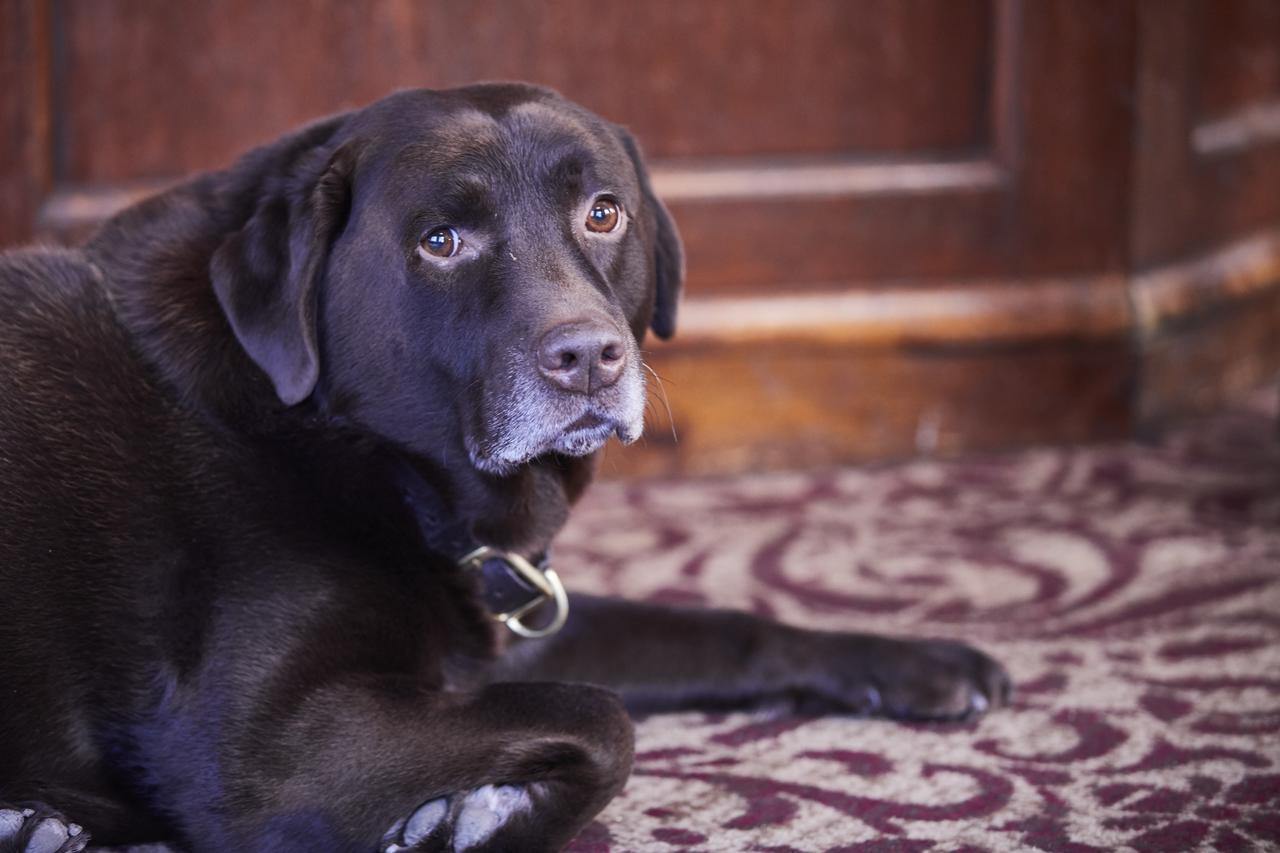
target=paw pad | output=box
[454,786,530,850]
[382,784,532,852]
[0,805,87,853]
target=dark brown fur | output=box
[0,84,1008,853]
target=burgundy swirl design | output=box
[559,389,1280,851]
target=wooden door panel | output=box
[664,174,1009,293]
[664,0,1138,293]
[60,0,992,184]
[0,0,51,247]
[2,0,1277,474]
[1197,0,1280,120]
[1133,0,1280,267]
[49,0,1138,289]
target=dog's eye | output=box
[419,227,460,258]
[585,197,621,233]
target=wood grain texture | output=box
[657,0,1139,291]
[1139,286,1280,429]
[5,0,1279,477]
[44,0,1139,285]
[672,276,1132,347]
[57,0,992,183]
[1132,0,1280,268]
[608,337,1136,477]
[0,0,51,246]
[1008,0,1136,277]
[1196,0,1280,123]
[602,226,1280,476]
[1130,0,1199,268]
[1131,226,1280,330]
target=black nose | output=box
[536,321,627,395]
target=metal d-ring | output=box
[458,546,570,639]
[504,565,569,639]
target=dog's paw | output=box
[0,804,88,853]
[381,784,533,852]
[866,638,1012,722]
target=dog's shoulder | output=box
[0,247,121,381]
[0,246,103,319]
[0,246,167,453]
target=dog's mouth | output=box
[466,402,644,475]
[549,411,639,457]
[564,412,607,432]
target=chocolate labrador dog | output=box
[0,83,1009,853]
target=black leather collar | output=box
[396,463,569,638]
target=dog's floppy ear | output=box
[618,128,684,340]
[211,137,361,406]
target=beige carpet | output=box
[556,390,1280,852]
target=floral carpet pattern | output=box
[556,391,1280,852]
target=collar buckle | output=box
[458,546,569,639]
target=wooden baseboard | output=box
[602,227,1280,476]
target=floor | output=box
[556,389,1280,852]
[92,390,1280,851]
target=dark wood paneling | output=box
[1130,0,1199,268]
[1140,286,1280,428]
[1197,0,1280,122]
[46,0,1139,288]
[3,0,1278,477]
[664,170,1009,293]
[58,0,992,183]
[606,224,1280,477]
[1132,0,1280,268]
[0,0,51,246]
[664,0,1139,293]
[1010,0,1136,276]
[610,336,1136,477]
[1133,226,1280,428]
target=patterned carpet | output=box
[556,389,1280,852]
[92,391,1279,851]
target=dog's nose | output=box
[536,321,626,395]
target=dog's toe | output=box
[401,797,448,846]
[453,785,530,850]
[876,638,1011,722]
[0,804,87,853]
[0,810,23,845]
[23,819,68,853]
[382,784,533,852]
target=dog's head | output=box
[211,83,682,475]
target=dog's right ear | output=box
[211,137,362,406]
[617,128,684,341]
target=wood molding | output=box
[1131,226,1280,333]
[1193,99,1280,157]
[667,226,1280,350]
[673,276,1130,347]
[0,0,53,245]
[650,156,1006,202]
[37,155,1010,211]
[608,226,1280,476]
[36,181,169,237]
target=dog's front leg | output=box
[489,595,1010,720]
[177,680,632,853]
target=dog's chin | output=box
[550,413,641,457]
[467,415,642,476]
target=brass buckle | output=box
[458,546,569,639]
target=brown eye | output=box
[420,226,460,258]
[585,197,621,233]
